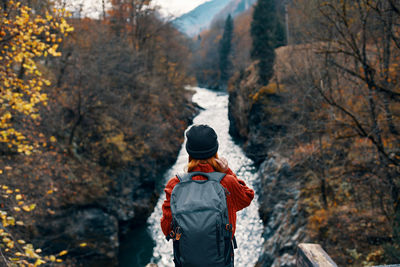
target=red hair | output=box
[186,153,225,173]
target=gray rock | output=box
[256,155,307,267]
[36,208,119,266]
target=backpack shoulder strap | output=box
[176,173,189,183]
[176,172,226,183]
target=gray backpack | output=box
[169,171,235,267]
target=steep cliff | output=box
[228,43,397,266]
[228,47,306,266]
[255,155,308,267]
[228,62,285,165]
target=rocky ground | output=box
[255,155,308,267]
[228,52,308,267]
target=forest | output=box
[223,0,400,265]
[1,0,400,266]
[0,0,196,265]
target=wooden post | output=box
[297,243,338,267]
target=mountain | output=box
[213,0,257,22]
[173,0,256,37]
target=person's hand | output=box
[215,157,229,172]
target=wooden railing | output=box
[296,243,338,267]
[297,243,400,267]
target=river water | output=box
[120,87,264,266]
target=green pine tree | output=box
[218,14,234,90]
[250,0,278,85]
[275,19,286,48]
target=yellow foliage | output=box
[0,184,68,265]
[106,132,126,152]
[22,205,31,212]
[34,258,46,266]
[308,208,330,234]
[21,203,36,212]
[0,2,73,154]
[251,83,280,101]
[58,250,68,256]
[363,249,384,265]
[260,83,279,94]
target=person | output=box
[160,124,254,266]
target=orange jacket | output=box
[160,163,255,237]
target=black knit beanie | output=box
[185,125,219,159]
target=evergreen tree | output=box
[218,15,234,89]
[250,0,278,85]
[275,19,286,48]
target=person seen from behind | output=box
[160,124,254,266]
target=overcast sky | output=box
[63,0,209,18]
[153,0,209,17]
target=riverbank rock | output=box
[36,208,119,266]
[255,155,308,267]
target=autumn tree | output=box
[0,1,72,154]
[0,1,73,265]
[50,0,194,166]
[313,0,399,208]
[109,0,153,50]
[259,0,400,264]
[312,1,400,261]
